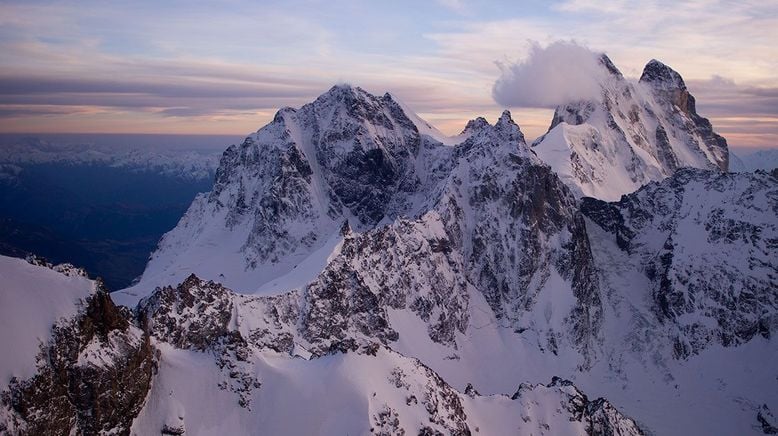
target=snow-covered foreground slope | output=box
[132,345,641,436]
[532,57,728,200]
[0,256,94,388]
[0,255,643,435]
[0,255,154,435]
[128,275,643,436]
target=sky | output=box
[0,0,776,151]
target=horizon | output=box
[1,1,776,151]
[0,123,776,155]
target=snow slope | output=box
[0,256,95,388]
[532,57,728,200]
[130,343,640,436]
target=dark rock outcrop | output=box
[1,291,154,436]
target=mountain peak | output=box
[533,56,729,199]
[639,59,687,91]
[272,106,296,123]
[462,117,491,134]
[495,110,526,143]
[598,54,623,78]
[496,109,514,125]
[317,83,365,102]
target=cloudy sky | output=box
[0,0,776,150]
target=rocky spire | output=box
[494,110,526,143]
[639,59,687,91]
[638,59,728,170]
[598,54,623,78]
[461,116,491,135]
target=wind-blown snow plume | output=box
[492,40,607,108]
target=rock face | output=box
[582,168,778,358]
[118,87,604,365]
[124,85,441,296]
[0,258,155,436]
[639,60,728,171]
[532,56,729,200]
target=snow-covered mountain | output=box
[582,168,777,358]
[0,137,221,180]
[0,254,644,435]
[532,56,729,200]
[730,149,778,173]
[117,85,478,301]
[2,77,777,435]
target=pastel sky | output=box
[0,0,776,150]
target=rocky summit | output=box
[2,56,777,436]
[532,56,729,200]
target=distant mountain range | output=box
[0,137,222,289]
[0,136,224,180]
[730,149,778,173]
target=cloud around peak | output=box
[492,40,608,108]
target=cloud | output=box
[491,41,607,108]
[0,106,80,118]
[0,1,775,147]
[684,76,778,150]
[690,78,778,118]
[0,74,319,100]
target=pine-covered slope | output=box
[532,57,728,201]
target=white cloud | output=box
[492,40,607,108]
